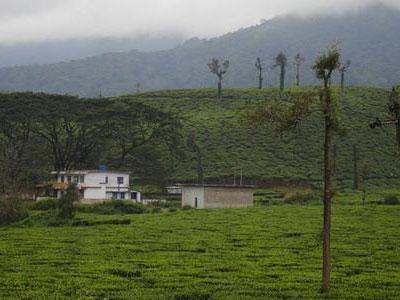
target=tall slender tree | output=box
[255,57,264,89]
[312,45,341,292]
[274,52,287,91]
[339,60,351,89]
[248,44,341,292]
[294,53,305,86]
[208,58,230,98]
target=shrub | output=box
[383,194,399,205]
[151,207,162,214]
[0,198,28,225]
[182,205,193,210]
[284,191,318,205]
[77,200,148,215]
[32,198,59,211]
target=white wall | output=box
[84,172,129,188]
[182,187,205,209]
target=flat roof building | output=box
[180,184,254,209]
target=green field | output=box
[1,203,399,299]
[119,87,400,186]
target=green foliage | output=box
[32,198,59,211]
[383,194,399,205]
[0,198,28,225]
[124,87,400,187]
[77,201,148,215]
[0,205,399,298]
[313,43,341,86]
[284,191,319,205]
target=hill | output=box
[0,5,399,97]
[120,86,400,186]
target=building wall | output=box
[204,188,253,209]
[84,172,129,189]
[84,187,105,200]
[182,187,205,208]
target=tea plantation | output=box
[0,203,399,299]
[119,86,400,186]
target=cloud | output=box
[0,0,398,45]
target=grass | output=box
[0,203,399,299]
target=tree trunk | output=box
[352,145,359,190]
[341,71,345,89]
[296,65,300,86]
[322,88,333,292]
[280,65,285,91]
[258,70,263,89]
[218,78,222,98]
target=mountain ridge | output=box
[0,4,399,96]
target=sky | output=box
[0,0,399,45]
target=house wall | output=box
[182,187,205,208]
[204,188,253,209]
[84,172,129,188]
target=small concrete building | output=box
[181,185,254,209]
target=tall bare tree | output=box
[274,52,287,91]
[312,45,341,292]
[255,57,264,89]
[339,60,351,89]
[248,44,341,293]
[294,53,305,86]
[208,58,230,98]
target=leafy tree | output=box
[255,58,264,89]
[103,100,182,170]
[31,95,105,171]
[294,53,305,86]
[274,52,287,91]
[58,183,79,219]
[249,44,341,292]
[339,60,351,89]
[0,94,37,194]
[208,58,229,98]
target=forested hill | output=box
[0,5,399,97]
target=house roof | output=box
[51,170,130,175]
[177,184,255,189]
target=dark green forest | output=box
[0,5,399,96]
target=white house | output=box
[49,170,141,202]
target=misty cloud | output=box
[0,0,399,45]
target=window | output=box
[60,175,64,183]
[112,192,118,199]
[117,177,124,184]
[73,176,79,183]
[67,176,72,183]
[80,175,84,183]
[105,176,108,184]
[120,192,125,199]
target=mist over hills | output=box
[0,4,399,97]
[0,34,184,67]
